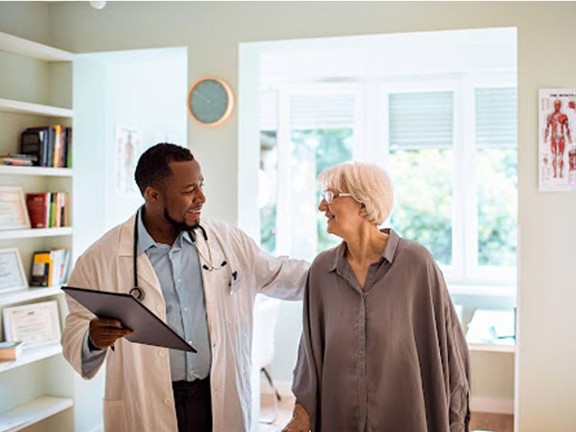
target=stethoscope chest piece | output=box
[129,286,144,301]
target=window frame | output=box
[378,73,517,291]
[274,83,362,258]
[261,71,517,294]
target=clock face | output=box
[188,78,233,126]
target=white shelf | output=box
[0,29,75,432]
[0,286,63,307]
[0,396,73,432]
[0,342,62,373]
[0,227,72,240]
[0,31,73,62]
[0,98,72,118]
[0,165,72,177]
[468,343,516,353]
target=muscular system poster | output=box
[539,89,576,191]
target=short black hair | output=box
[134,143,194,195]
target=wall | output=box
[2,2,576,431]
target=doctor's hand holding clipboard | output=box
[89,317,132,351]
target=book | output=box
[62,192,70,226]
[0,340,23,361]
[30,249,70,287]
[19,126,72,168]
[25,193,51,229]
[64,127,73,168]
[49,193,57,227]
[51,249,70,285]
[20,127,51,167]
[0,153,37,166]
[30,251,53,287]
[52,124,64,167]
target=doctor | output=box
[61,143,309,432]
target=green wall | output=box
[2,2,575,431]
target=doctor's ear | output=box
[143,186,161,202]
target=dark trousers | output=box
[172,378,212,432]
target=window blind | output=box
[475,87,517,148]
[260,91,356,130]
[389,91,453,150]
[290,93,355,129]
[260,90,278,130]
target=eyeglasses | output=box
[321,190,354,204]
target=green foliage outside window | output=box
[389,148,453,265]
[292,129,353,253]
[476,148,517,266]
[259,131,517,271]
[260,203,276,253]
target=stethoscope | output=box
[129,208,228,301]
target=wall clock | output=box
[187,77,234,126]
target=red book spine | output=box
[25,193,50,229]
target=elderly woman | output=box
[283,162,470,432]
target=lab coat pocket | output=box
[103,399,128,431]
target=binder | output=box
[62,286,196,352]
[30,251,53,286]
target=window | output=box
[385,81,517,287]
[474,87,518,273]
[259,75,517,291]
[259,86,358,260]
[387,90,455,267]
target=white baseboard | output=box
[261,379,513,415]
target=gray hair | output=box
[318,161,394,225]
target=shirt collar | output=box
[135,208,194,254]
[329,228,400,271]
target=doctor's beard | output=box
[163,207,200,232]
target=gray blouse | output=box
[292,229,470,432]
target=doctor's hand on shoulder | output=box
[89,318,133,350]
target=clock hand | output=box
[193,90,211,104]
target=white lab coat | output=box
[61,215,308,432]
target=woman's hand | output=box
[281,403,311,432]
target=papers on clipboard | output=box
[62,286,196,352]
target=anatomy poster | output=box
[539,89,576,191]
[115,126,142,196]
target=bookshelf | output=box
[0,165,72,177]
[0,98,73,118]
[0,396,73,432]
[0,31,74,431]
[0,227,73,241]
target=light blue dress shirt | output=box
[136,213,211,381]
[82,213,211,382]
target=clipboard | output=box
[62,286,196,352]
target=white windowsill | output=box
[448,283,516,298]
